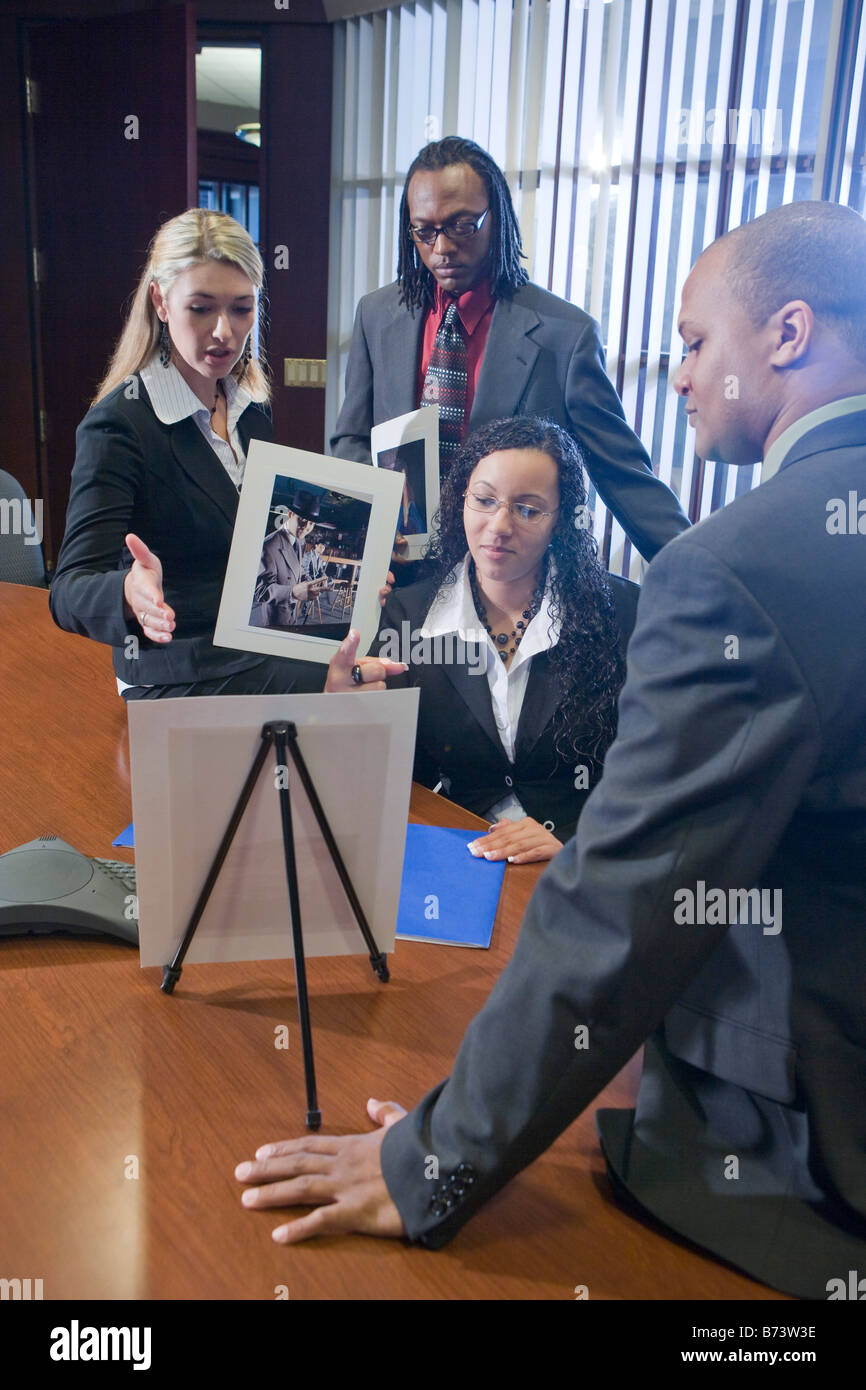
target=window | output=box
[329,0,866,576]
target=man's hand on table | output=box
[235,1098,408,1243]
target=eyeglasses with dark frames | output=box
[408,208,490,245]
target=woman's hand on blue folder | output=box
[234,1098,408,1244]
[467,817,562,864]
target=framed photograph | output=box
[371,406,440,561]
[128,689,420,968]
[214,440,403,665]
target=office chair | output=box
[0,470,47,587]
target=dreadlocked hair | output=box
[423,416,626,772]
[397,136,529,313]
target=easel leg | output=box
[271,723,322,1131]
[161,731,273,995]
[283,725,391,983]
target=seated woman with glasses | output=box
[333,416,639,863]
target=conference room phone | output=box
[0,834,138,944]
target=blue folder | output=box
[395,824,505,948]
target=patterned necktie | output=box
[421,300,467,470]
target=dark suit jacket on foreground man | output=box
[379,404,866,1298]
[331,137,689,562]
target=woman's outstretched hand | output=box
[122,533,176,642]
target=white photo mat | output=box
[128,690,419,968]
[371,406,440,560]
[214,440,404,665]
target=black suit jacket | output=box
[376,570,639,843]
[50,377,272,685]
[380,409,866,1299]
[330,281,690,561]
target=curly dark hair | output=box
[423,417,626,770]
[397,137,529,312]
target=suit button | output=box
[504,775,513,788]
[543,820,555,832]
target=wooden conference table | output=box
[0,582,784,1301]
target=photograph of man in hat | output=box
[250,489,329,628]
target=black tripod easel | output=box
[160,720,390,1129]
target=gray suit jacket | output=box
[251,529,305,627]
[330,281,690,561]
[380,407,866,1299]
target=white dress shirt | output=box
[420,554,561,821]
[140,357,252,490]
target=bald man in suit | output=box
[238,201,866,1300]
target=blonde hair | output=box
[93,208,269,405]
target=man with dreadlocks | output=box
[331,136,689,563]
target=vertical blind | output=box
[327,0,866,577]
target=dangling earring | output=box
[240,337,252,369]
[158,319,172,368]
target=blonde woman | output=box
[50,208,331,698]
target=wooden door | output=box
[24,4,196,565]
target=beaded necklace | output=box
[468,559,544,663]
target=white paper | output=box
[371,406,440,560]
[214,440,404,665]
[128,690,419,968]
